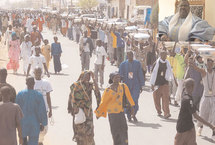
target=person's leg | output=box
[29,135,39,145]
[114,48,117,63]
[99,64,104,87]
[197,97,210,128]
[23,57,27,74]
[94,64,99,84]
[162,84,171,118]
[153,87,162,115]
[86,52,90,70]
[53,55,57,73]
[175,79,183,103]
[38,126,48,145]
[174,132,186,145]
[56,55,62,72]
[186,128,197,145]
[108,113,122,145]
[23,137,28,145]
[132,90,140,121]
[71,28,74,40]
[81,53,85,71]
[119,112,128,145]
[117,47,123,67]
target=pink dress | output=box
[7,40,20,70]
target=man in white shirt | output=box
[20,34,32,75]
[94,40,107,88]
[79,31,94,71]
[27,46,50,77]
[33,67,53,145]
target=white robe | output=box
[26,18,34,33]
[20,41,32,73]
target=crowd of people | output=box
[1,0,215,144]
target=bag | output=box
[122,84,130,108]
[74,108,86,125]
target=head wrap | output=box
[11,32,16,37]
[108,71,120,84]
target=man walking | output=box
[33,67,53,145]
[119,51,145,122]
[79,31,94,71]
[16,77,48,145]
[150,51,174,119]
[20,34,32,75]
[0,68,16,102]
[94,40,107,88]
[0,86,23,145]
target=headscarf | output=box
[108,71,120,84]
[77,70,90,82]
[11,32,16,38]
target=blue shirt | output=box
[114,32,125,48]
[16,89,47,137]
[99,29,105,42]
[119,60,145,91]
[51,43,62,56]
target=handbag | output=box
[74,108,86,125]
[122,84,131,108]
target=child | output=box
[94,39,107,88]
[41,39,51,69]
[51,36,62,74]
[26,46,50,78]
[174,78,215,145]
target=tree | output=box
[78,0,99,10]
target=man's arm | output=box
[91,71,101,107]
[15,106,23,145]
[26,64,31,77]
[193,113,215,130]
[43,63,50,77]
[46,92,52,118]
[189,59,206,77]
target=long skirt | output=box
[108,112,128,145]
[53,55,62,73]
[7,59,19,71]
[73,109,95,145]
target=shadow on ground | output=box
[128,121,162,129]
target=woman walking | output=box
[51,36,62,74]
[41,39,51,69]
[7,32,20,74]
[95,72,135,145]
[68,71,101,145]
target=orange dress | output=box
[37,17,45,32]
[41,45,51,69]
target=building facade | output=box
[107,0,157,19]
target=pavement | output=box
[0,27,214,145]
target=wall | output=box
[159,0,175,21]
[110,0,119,18]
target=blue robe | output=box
[119,60,145,115]
[16,89,47,138]
[159,14,215,41]
[51,43,62,73]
